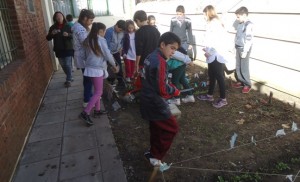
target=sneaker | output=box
[93,110,108,118]
[79,112,93,126]
[144,151,162,167]
[242,86,251,93]
[125,77,131,83]
[232,82,243,88]
[212,98,228,108]
[64,81,71,88]
[197,94,214,101]
[181,95,195,103]
[82,102,88,108]
[168,98,181,106]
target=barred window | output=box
[72,0,110,17]
[0,1,18,70]
[52,0,72,16]
[52,0,114,18]
[27,0,35,13]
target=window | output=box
[72,0,110,17]
[52,0,72,16]
[0,1,18,70]
[52,0,112,17]
[27,0,35,13]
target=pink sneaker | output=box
[232,82,243,88]
[242,86,251,93]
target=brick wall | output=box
[0,0,53,181]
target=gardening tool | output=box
[123,87,194,103]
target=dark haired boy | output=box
[140,32,181,166]
[105,20,126,87]
[66,14,74,27]
[147,15,157,28]
[170,5,194,52]
[232,7,254,94]
[133,10,160,72]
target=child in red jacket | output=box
[140,32,181,166]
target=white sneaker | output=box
[168,98,181,106]
[125,77,131,82]
[150,158,162,167]
[181,95,195,103]
[82,102,88,108]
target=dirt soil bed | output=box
[105,64,300,182]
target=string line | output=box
[171,166,300,179]
[172,130,299,166]
[292,169,300,182]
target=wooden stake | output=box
[268,91,273,105]
[148,166,159,182]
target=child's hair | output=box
[78,9,95,25]
[235,6,248,16]
[158,32,181,47]
[52,11,67,24]
[177,46,187,55]
[133,10,147,22]
[176,5,185,13]
[66,14,73,22]
[147,15,156,22]
[203,5,219,21]
[125,20,135,32]
[116,20,126,31]
[84,22,106,56]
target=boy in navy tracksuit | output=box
[140,32,181,166]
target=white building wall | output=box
[137,0,300,108]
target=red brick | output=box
[0,0,53,181]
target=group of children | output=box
[198,6,254,109]
[46,5,253,169]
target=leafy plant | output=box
[231,173,262,182]
[275,162,290,171]
[291,157,300,164]
[217,176,228,182]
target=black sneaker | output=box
[64,81,71,88]
[79,112,93,126]
[93,110,108,118]
[144,151,154,162]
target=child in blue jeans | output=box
[79,23,119,126]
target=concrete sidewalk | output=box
[12,69,127,182]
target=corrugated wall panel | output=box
[137,0,300,107]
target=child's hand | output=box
[204,52,210,58]
[135,65,140,74]
[63,32,69,36]
[241,52,247,58]
[112,64,119,73]
[119,48,123,55]
[52,29,60,35]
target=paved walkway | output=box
[12,69,127,182]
